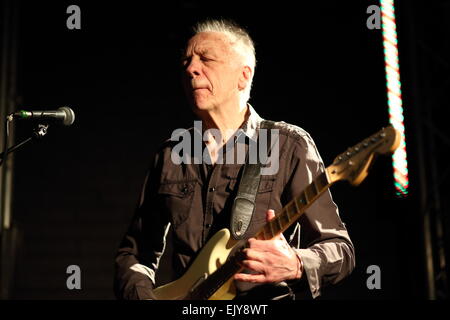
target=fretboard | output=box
[256,171,331,240]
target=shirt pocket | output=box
[252,176,277,224]
[258,176,276,193]
[157,180,197,228]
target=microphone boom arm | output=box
[0,122,49,162]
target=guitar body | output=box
[153,228,238,300]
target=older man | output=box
[114,19,355,300]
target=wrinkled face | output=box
[181,32,245,113]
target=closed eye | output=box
[181,57,190,66]
[180,55,215,68]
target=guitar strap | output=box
[230,120,275,240]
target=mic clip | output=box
[33,124,49,139]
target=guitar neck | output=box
[256,169,335,240]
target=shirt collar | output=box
[238,103,264,142]
[190,104,263,143]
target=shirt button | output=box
[206,224,212,228]
[209,187,216,192]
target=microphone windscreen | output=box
[60,107,75,126]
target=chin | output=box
[190,98,214,112]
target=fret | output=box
[264,224,272,239]
[262,226,268,239]
[270,220,278,235]
[312,179,319,194]
[285,202,293,220]
[276,215,283,230]
[292,197,300,213]
[279,211,290,228]
[304,183,316,203]
[269,220,275,236]
[296,192,307,210]
[286,201,298,220]
[315,172,329,193]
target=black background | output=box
[6,0,449,300]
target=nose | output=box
[184,57,201,79]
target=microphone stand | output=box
[0,123,49,162]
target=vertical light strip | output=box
[380,0,409,197]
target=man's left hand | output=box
[234,209,303,283]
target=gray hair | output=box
[192,19,256,104]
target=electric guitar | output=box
[153,125,401,300]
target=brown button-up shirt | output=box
[114,105,355,300]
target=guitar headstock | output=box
[326,125,401,186]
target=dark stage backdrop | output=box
[8,0,432,299]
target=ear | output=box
[238,66,252,91]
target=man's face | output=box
[182,32,243,112]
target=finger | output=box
[240,259,265,273]
[234,272,267,283]
[249,239,292,261]
[265,209,286,241]
[247,237,271,250]
[243,248,266,262]
[247,237,284,250]
[266,209,276,222]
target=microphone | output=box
[13,106,75,126]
